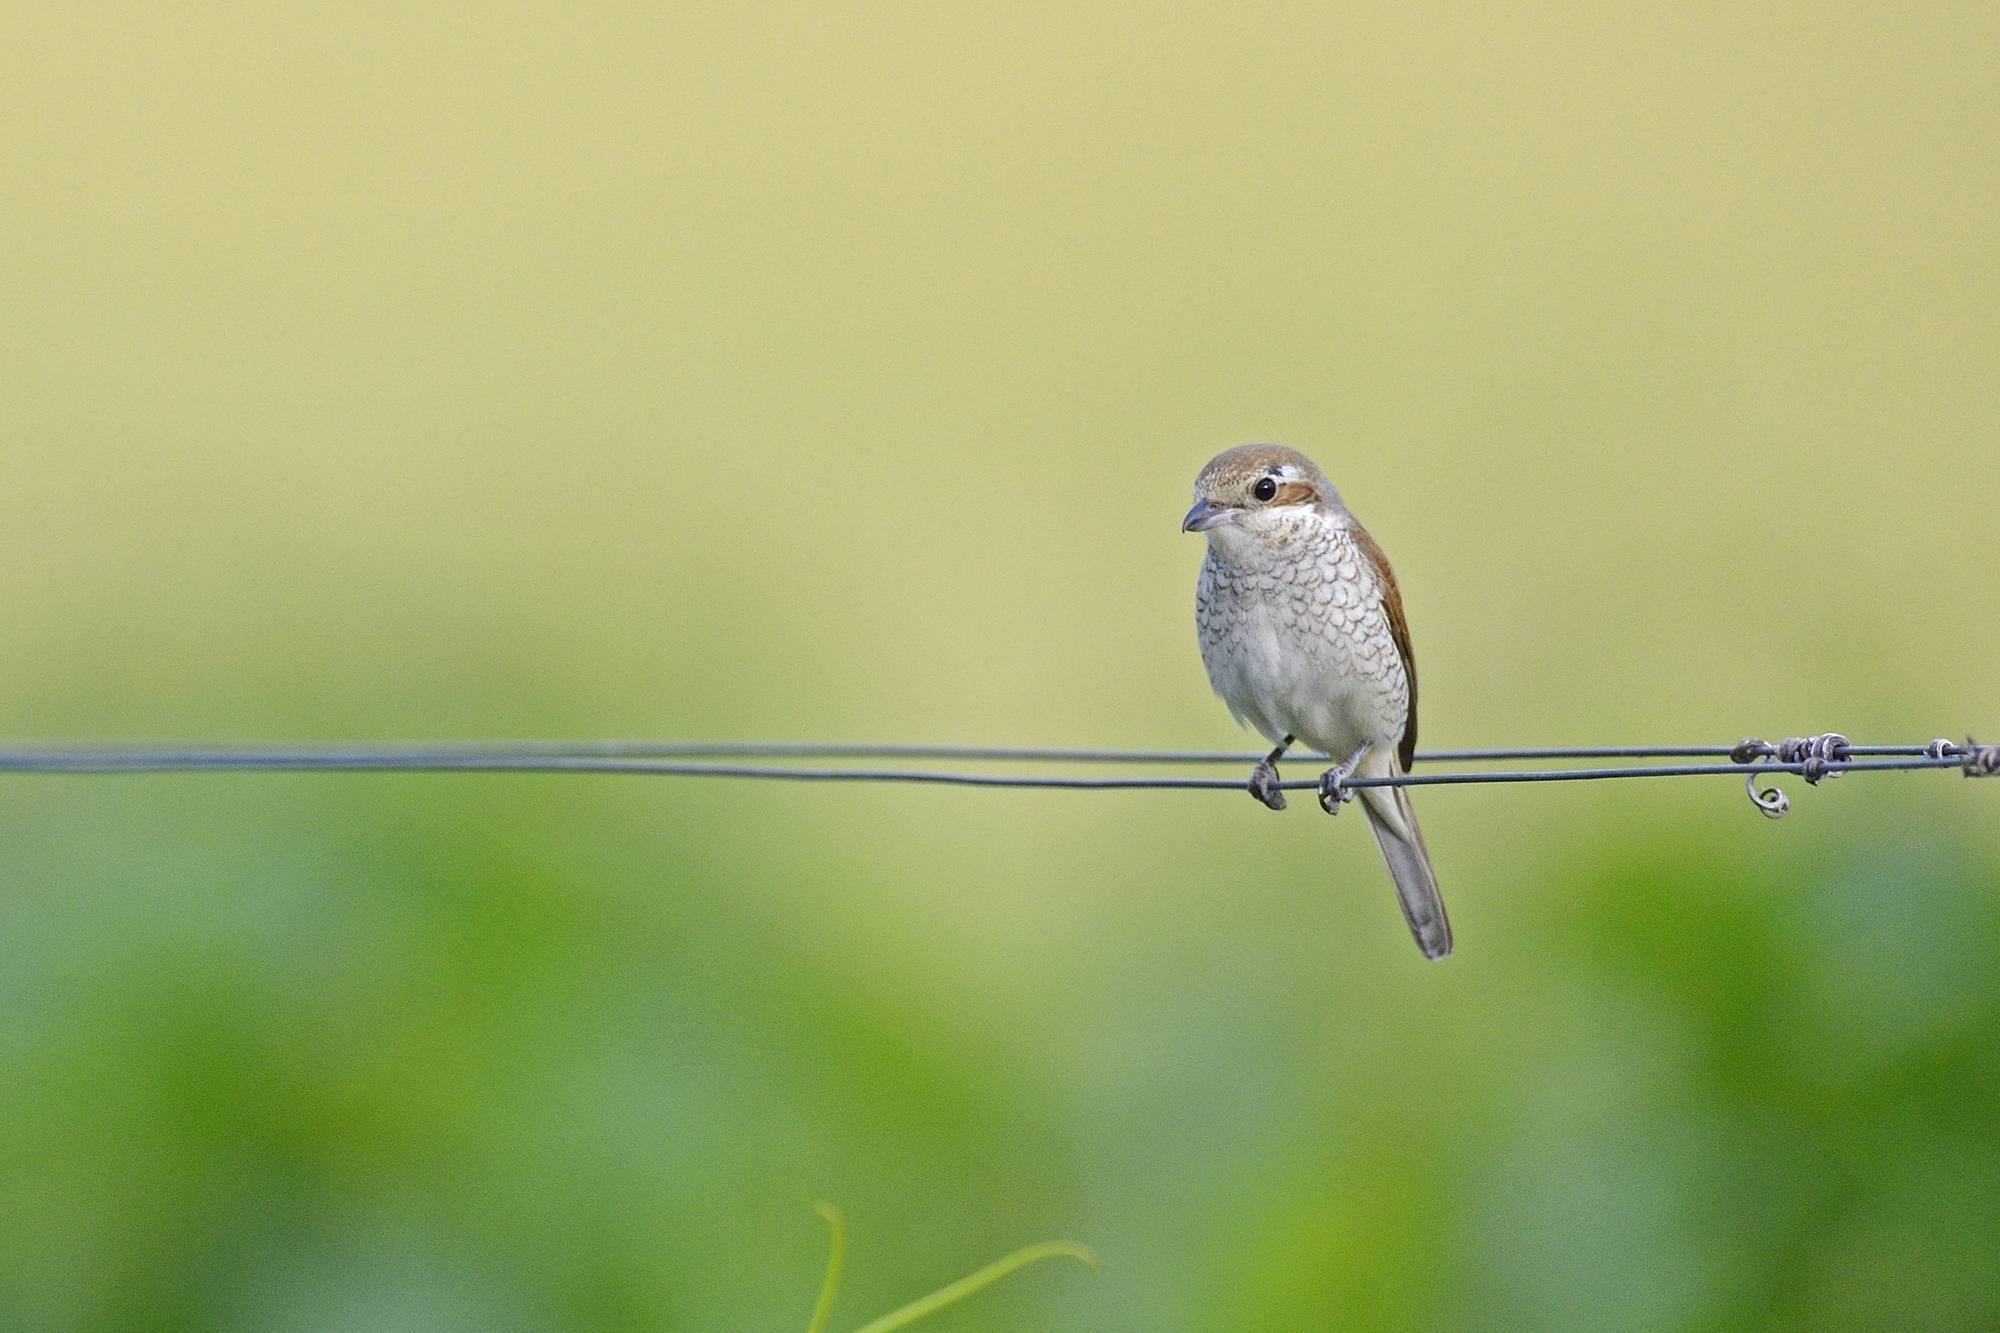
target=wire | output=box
[0,739,1960,764]
[0,738,1990,800]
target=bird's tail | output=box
[1357,750,1453,961]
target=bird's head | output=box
[1182,444,1343,547]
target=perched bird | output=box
[1183,444,1451,960]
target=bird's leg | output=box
[1317,743,1372,814]
[1248,735,1295,811]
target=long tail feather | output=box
[1357,756,1452,960]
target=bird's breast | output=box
[1195,530,1408,753]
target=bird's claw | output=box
[1248,759,1287,811]
[1317,767,1356,814]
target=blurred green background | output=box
[3,3,1998,1329]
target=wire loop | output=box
[1745,771,1791,819]
[1732,734,1792,818]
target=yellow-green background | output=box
[4,4,1997,1329]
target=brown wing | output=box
[1352,525,1418,773]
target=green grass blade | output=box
[849,1240,1100,1333]
[807,1202,847,1333]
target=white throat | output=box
[1205,505,1338,569]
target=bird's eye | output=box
[1251,477,1279,503]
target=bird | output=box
[1183,443,1451,960]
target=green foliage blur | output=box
[3,4,1997,1329]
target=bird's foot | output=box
[1317,747,1369,814]
[1316,769,1355,814]
[1248,757,1288,811]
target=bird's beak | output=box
[1181,498,1236,533]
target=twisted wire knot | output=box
[1734,731,1849,816]
[1776,732,1851,785]
[1965,737,2000,777]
